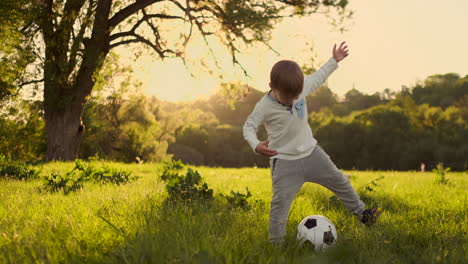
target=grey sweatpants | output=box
[268,145,365,243]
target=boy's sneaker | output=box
[360,208,382,226]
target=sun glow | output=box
[119,0,468,102]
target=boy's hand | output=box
[255,140,278,157]
[333,41,349,62]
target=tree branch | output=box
[108,0,164,29]
[167,0,220,69]
[109,32,176,58]
[19,79,45,87]
[58,0,87,42]
[68,0,96,76]
[39,0,55,41]
[109,13,185,42]
[72,0,112,105]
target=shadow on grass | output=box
[98,195,353,263]
[99,196,277,263]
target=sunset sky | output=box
[119,0,468,102]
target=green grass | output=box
[0,162,467,263]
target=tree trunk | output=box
[41,0,112,161]
[44,105,85,161]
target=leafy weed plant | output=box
[0,155,39,180]
[160,159,185,181]
[43,170,85,194]
[166,168,214,202]
[433,162,450,185]
[43,159,137,193]
[221,187,252,210]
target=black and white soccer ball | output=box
[297,215,338,251]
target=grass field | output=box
[0,162,467,263]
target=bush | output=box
[160,160,256,208]
[160,160,185,181]
[74,159,135,185]
[221,187,252,210]
[433,163,450,185]
[43,160,138,194]
[166,168,214,202]
[43,170,84,194]
[92,167,134,185]
[0,155,39,180]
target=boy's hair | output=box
[270,60,304,99]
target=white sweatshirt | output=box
[243,57,338,160]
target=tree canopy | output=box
[0,0,37,100]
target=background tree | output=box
[308,86,338,112]
[0,100,46,161]
[411,73,468,108]
[0,0,38,101]
[81,52,171,162]
[342,87,382,112]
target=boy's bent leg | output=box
[303,145,365,216]
[269,158,303,244]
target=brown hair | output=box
[270,60,304,99]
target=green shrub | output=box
[73,159,95,179]
[160,160,257,208]
[91,167,134,185]
[221,187,252,210]
[166,168,214,202]
[0,155,39,180]
[433,163,450,185]
[74,159,136,185]
[43,171,84,194]
[160,160,185,181]
[43,160,137,194]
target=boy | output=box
[243,42,381,244]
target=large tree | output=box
[28,0,350,160]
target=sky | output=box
[118,0,468,102]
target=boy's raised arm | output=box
[300,57,338,98]
[301,41,349,97]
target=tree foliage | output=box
[412,73,468,108]
[80,52,171,162]
[0,0,38,100]
[0,100,46,161]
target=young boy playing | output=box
[243,42,381,244]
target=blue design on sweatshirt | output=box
[294,98,305,119]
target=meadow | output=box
[0,162,466,263]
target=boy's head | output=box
[269,60,304,103]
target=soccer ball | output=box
[297,215,338,251]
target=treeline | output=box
[168,73,468,171]
[1,72,467,170]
